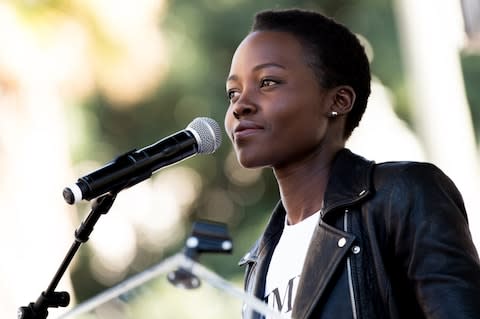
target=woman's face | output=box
[225,31,335,169]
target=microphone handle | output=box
[64,130,198,203]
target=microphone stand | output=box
[18,192,118,319]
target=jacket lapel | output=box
[292,220,356,319]
[292,149,374,318]
[239,202,286,319]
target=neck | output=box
[273,146,341,225]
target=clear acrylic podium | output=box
[53,221,283,319]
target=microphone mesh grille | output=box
[187,117,222,154]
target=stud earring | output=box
[328,111,338,118]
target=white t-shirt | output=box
[264,211,320,318]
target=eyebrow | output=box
[226,62,286,82]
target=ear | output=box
[330,85,356,116]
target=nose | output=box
[231,92,257,119]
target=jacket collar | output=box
[322,148,375,219]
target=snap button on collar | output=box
[352,246,361,254]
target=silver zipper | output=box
[344,212,358,319]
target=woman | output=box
[224,8,480,319]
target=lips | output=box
[233,121,264,140]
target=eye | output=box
[260,78,279,88]
[227,89,240,102]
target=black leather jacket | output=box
[239,149,480,319]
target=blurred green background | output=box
[1,0,479,318]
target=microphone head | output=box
[186,117,222,154]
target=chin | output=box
[239,157,271,170]
[235,152,264,169]
[239,161,261,169]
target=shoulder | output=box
[371,160,467,222]
[375,160,441,177]
[373,160,457,191]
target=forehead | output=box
[229,31,308,73]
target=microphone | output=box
[63,117,222,205]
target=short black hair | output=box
[251,9,371,139]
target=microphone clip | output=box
[167,220,233,289]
